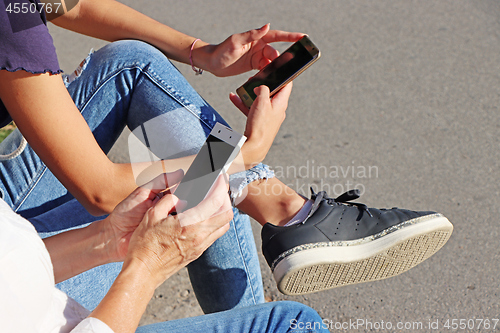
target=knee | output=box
[94,40,175,70]
[109,40,164,59]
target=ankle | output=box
[276,195,308,226]
[235,178,308,226]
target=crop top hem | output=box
[0,66,63,75]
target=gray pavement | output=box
[49,0,500,331]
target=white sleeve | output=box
[70,318,115,333]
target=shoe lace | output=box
[306,188,373,222]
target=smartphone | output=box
[236,35,321,108]
[172,122,246,213]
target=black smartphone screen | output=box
[173,135,235,212]
[243,40,314,100]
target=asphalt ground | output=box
[48,0,500,331]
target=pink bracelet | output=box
[189,38,203,75]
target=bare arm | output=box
[47,0,208,67]
[43,219,111,283]
[0,70,134,215]
[46,0,304,76]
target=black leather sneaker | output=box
[261,189,453,295]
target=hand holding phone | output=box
[236,35,320,108]
[229,81,293,168]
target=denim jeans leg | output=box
[187,210,263,313]
[67,40,267,311]
[0,39,268,311]
[135,301,330,333]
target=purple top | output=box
[0,0,62,127]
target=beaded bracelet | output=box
[189,38,203,75]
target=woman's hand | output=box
[124,175,233,288]
[102,170,184,263]
[229,83,293,168]
[205,24,304,77]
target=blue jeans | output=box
[136,301,330,333]
[0,40,272,312]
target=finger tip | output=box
[253,85,270,99]
[261,85,270,93]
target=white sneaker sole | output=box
[273,214,453,295]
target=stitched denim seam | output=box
[14,163,49,213]
[144,67,213,130]
[231,218,259,305]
